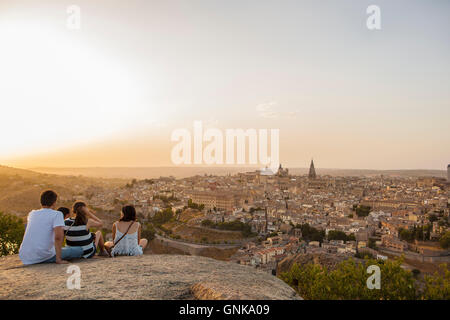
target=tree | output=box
[368,238,377,249]
[422,264,450,300]
[0,212,25,257]
[187,199,204,211]
[296,223,325,243]
[141,223,156,241]
[201,219,215,227]
[151,207,173,226]
[280,257,416,300]
[439,231,450,249]
[201,219,255,237]
[355,205,371,217]
[327,230,355,243]
[399,228,414,242]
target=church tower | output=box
[308,159,316,179]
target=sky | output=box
[0,0,449,170]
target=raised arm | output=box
[54,226,68,264]
[85,207,103,229]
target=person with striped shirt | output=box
[64,201,108,258]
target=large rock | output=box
[0,254,299,300]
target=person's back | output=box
[19,208,64,265]
[64,201,108,258]
[111,221,143,256]
[105,205,148,257]
[19,190,84,265]
[64,219,96,259]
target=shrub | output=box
[422,264,450,300]
[439,231,450,249]
[141,223,156,241]
[280,257,417,300]
[0,212,25,257]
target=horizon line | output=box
[22,165,448,172]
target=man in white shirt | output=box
[19,190,83,265]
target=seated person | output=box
[105,205,148,257]
[19,190,83,265]
[58,207,71,220]
[65,201,109,258]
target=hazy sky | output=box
[0,0,449,170]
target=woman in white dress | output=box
[105,205,148,257]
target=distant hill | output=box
[30,166,447,179]
[0,165,40,177]
[0,165,124,217]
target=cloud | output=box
[256,101,279,118]
[256,101,298,119]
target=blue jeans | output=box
[42,246,84,263]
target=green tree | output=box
[151,207,173,226]
[0,212,25,257]
[187,199,205,211]
[280,257,416,300]
[368,238,377,249]
[201,219,215,227]
[141,223,156,241]
[354,205,371,217]
[327,230,355,243]
[422,264,450,300]
[399,228,414,242]
[439,231,450,249]
[295,223,325,243]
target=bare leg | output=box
[95,231,106,254]
[104,241,114,255]
[139,238,148,249]
[104,241,114,250]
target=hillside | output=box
[0,254,300,300]
[0,165,125,218]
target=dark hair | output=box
[40,190,58,207]
[58,207,70,218]
[120,205,136,222]
[72,201,87,226]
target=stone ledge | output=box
[0,254,300,300]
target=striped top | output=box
[64,219,95,259]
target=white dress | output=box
[111,229,144,257]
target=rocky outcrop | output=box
[0,254,299,300]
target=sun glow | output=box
[0,21,147,159]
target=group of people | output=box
[19,190,148,265]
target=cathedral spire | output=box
[308,159,316,179]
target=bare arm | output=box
[85,207,103,229]
[54,226,68,264]
[112,223,117,241]
[138,223,141,243]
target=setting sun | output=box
[0,20,148,158]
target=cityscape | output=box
[0,0,449,309]
[80,161,450,272]
[1,161,449,300]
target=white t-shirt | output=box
[19,208,65,265]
